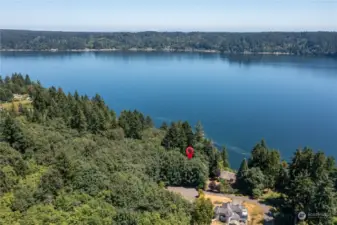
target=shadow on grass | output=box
[259,196,284,208]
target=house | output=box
[214,202,248,225]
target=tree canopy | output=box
[0,73,336,224]
[1,30,337,55]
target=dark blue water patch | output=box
[1,52,337,169]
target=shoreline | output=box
[0,48,293,55]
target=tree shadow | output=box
[259,196,284,208]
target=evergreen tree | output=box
[4,76,11,84]
[24,74,31,85]
[70,103,87,132]
[74,90,80,101]
[144,115,154,129]
[310,175,336,225]
[128,112,143,139]
[92,93,105,109]
[97,108,108,131]
[249,139,269,169]
[110,110,118,128]
[244,167,265,198]
[160,122,168,131]
[221,146,230,168]
[195,121,204,142]
[282,149,336,224]
[0,115,28,153]
[55,151,74,183]
[275,161,289,192]
[182,121,195,146]
[209,150,221,178]
[236,158,249,191]
[161,122,181,150]
[119,110,143,139]
[32,84,48,113]
[202,141,221,178]
[264,150,281,188]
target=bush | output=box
[192,196,213,225]
[252,188,263,199]
[105,128,125,140]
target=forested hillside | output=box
[0,74,218,225]
[1,29,337,55]
[0,74,336,224]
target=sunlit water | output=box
[1,52,337,168]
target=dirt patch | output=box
[243,202,264,225]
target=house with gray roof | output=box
[214,202,248,225]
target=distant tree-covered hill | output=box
[1,29,337,55]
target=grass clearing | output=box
[243,202,264,225]
[203,193,232,206]
[260,190,281,200]
[1,100,32,111]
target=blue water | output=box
[1,52,337,168]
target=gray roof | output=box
[215,202,248,222]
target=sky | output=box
[0,0,337,32]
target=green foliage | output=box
[282,148,337,225]
[119,110,148,139]
[221,146,230,168]
[194,121,204,142]
[161,122,186,151]
[0,115,29,153]
[192,196,213,225]
[159,151,208,187]
[218,179,234,194]
[245,167,265,197]
[72,163,110,196]
[236,158,249,191]
[160,122,168,131]
[1,74,336,224]
[249,139,281,188]
[2,30,337,55]
[0,166,18,195]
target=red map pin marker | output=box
[185,146,194,159]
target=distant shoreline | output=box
[0,48,292,55]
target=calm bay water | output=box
[1,52,337,168]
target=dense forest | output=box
[0,73,336,225]
[1,29,337,55]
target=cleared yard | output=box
[167,187,267,225]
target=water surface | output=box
[1,52,337,168]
